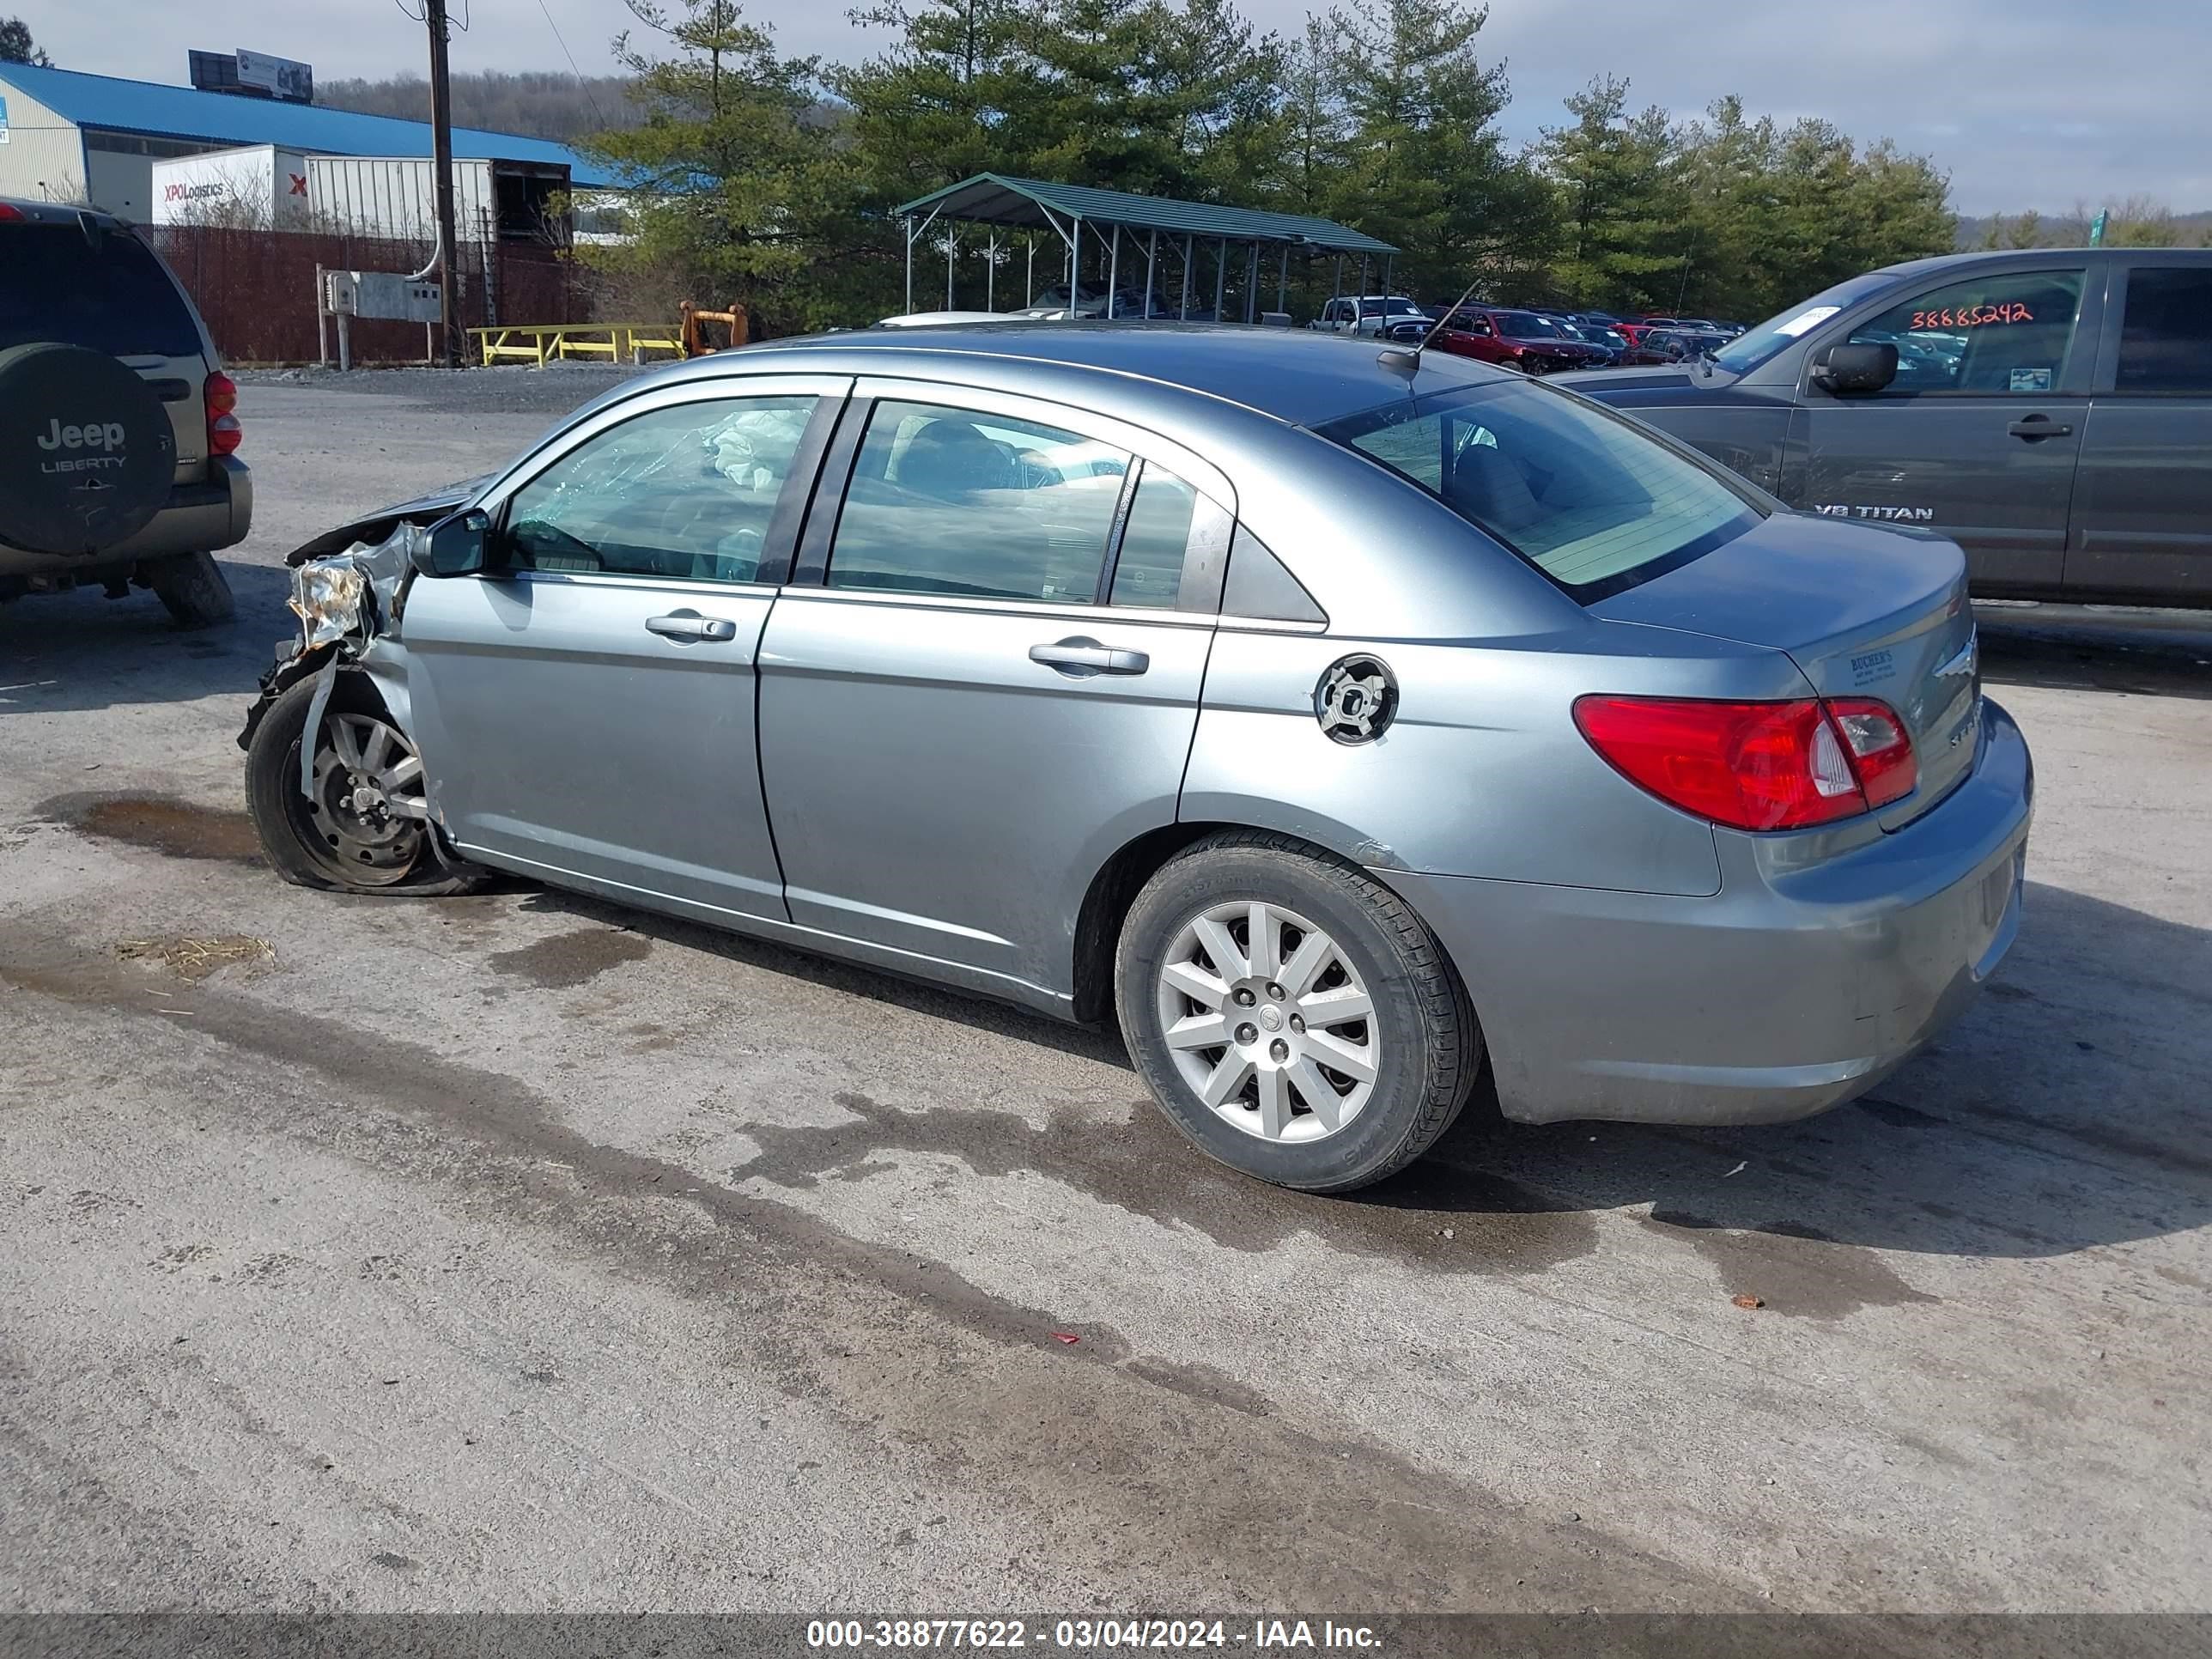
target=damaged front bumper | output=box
[237,520,484,896]
[237,520,419,761]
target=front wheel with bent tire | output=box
[1115,831,1480,1193]
[245,673,477,896]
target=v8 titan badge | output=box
[1314,655,1398,744]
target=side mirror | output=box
[413,507,489,577]
[1814,342,1899,395]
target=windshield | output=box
[1711,271,1901,374]
[1495,311,1558,338]
[1358,297,1423,317]
[1317,380,1763,601]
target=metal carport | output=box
[896,173,1401,323]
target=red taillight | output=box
[204,370,241,456]
[0,204,24,222]
[1572,695,1917,831]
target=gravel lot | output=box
[2,368,2209,1626]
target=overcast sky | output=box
[21,0,2210,214]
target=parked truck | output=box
[149,148,572,243]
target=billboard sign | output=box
[235,48,313,103]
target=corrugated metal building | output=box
[0,60,614,223]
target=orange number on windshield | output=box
[1910,302,2034,330]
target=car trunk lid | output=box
[1590,512,1981,830]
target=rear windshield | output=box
[1317,380,1764,601]
[0,224,201,358]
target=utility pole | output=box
[424,0,462,368]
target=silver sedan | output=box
[240,325,2032,1192]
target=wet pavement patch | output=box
[487,926,652,989]
[732,1090,1600,1277]
[38,793,263,864]
[1121,1355,1274,1418]
[1642,1209,1939,1320]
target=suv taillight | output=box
[204,369,241,457]
[1572,695,1918,831]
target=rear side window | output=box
[830,400,1129,604]
[0,225,202,358]
[1108,465,1197,609]
[2116,268,2212,392]
[1319,380,1762,601]
[1844,269,2085,394]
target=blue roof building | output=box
[0,60,614,222]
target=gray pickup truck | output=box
[1562,248,2212,607]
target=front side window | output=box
[504,396,817,582]
[829,400,1129,604]
[2116,267,2212,392]
[1320,380,1762,600]
[1844,269,2086,394]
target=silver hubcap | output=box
[1154,900,1378,1144]
[305,711,428,885]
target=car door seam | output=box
[752,586,797,925]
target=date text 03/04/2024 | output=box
[804,1619,1383,1650]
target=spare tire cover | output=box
[0,341,178,556]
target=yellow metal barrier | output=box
[467,323,684,368]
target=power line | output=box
[535,0,607,128]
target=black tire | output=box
[0,342,176,556]
[245,672,479,896]
[1115,830,1480,1193]
[146,550,235,629]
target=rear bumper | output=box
[1390,700,2034,1127]
[0,457,251,582]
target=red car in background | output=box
[1429,307,1608,374]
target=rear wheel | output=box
[146,550,235,629]
[245,674,477,895]
[1115,831,1479,1192]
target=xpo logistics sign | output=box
[148,145,312,228]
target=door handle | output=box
[2007,416,2073,441]
[647,611,738,642]
[1029,637,1150,678]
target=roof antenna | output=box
[1378,275,1488,375]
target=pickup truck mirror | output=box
[1814,342,1899,395]
[413,507,489,578]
